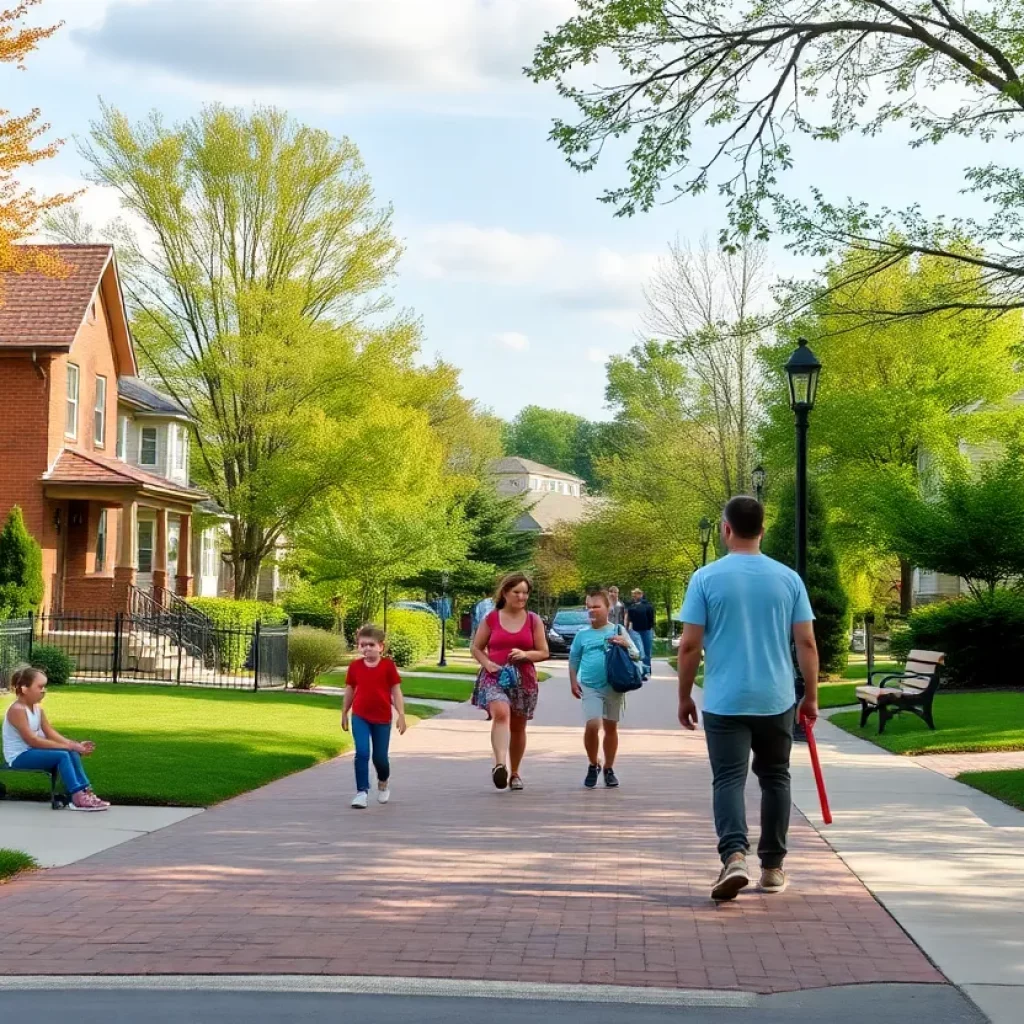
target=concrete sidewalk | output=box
[788,710,1024,1024]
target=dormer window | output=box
[175,424,187,472]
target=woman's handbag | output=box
[496,662,521,692]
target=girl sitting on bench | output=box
[2,664,109,811]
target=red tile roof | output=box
[43,449,207,503]
[0,245,113,349]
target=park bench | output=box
[0,763,69,809]
[856,649,945,734]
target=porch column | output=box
[152,508,169,601]
[113,499,137,612]
[176,512,193,597]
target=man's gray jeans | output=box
[703,707,796,868]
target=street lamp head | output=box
[751,464,766,492]
[784,338,822,411]
[698,517,712,546]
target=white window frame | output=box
[140,426,158,467]
[137,520,154,574]
[201,531,218,579]
[116,415,128,460]
[65,363,80,439]
[175,423,187,472]
[94,375,107,449]
[95,509,108,572]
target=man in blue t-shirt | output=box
[678,496,819,903]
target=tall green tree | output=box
[528,0,1024,315]
[0,505,43,617]
[60,104,413,597]
[763,479,850,675]
[761,252,1023,610]
[502,405,607,490]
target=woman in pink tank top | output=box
[470,572,549,791]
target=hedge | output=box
[281,593,337,631]
[29,644,76,686]
[289,627,346,689]
[385,608,440,668]
[187,598,288,672]
[897,591,1024,689]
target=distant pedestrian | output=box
[471,573,549,791]
[626,588,656,677]
[677,496,819,901]
[608,586,628,626]
[471,596,495,636]
[2,665,109,811]
[342,625,407,809]
[569,589,642,789]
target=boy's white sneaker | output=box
[377,785,391,805]
[351,791,368,809]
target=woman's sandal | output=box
[492,764,509,790]
[509,774,524,791]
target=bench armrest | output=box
[867,670,929,688]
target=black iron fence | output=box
[29,612,289,690]
[0,617,33,681]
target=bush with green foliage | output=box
[288,626,346,689]
[763,479,851,675]
[0,506,44,618]
[887,624,912,665]
[29,644,76,686]
[281,592,337,631]
[897,592,1024,689]
[385,608,439,667]
[187,598,288,671]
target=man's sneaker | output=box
[351,791,368,809]
[760,867,787,893]
[603,767,619,788]
[69,791,106,812]
[377,785,391,805]
[584,763,600,789]
[711,853,750,902]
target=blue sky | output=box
[5,0,1000,420]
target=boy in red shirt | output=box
[342,625,406,808]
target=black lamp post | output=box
[438,571,449,668]
[784,337,822,721]
[752,464,766,504]
[699,517,712,567]
[784,338,822,583]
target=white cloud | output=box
[496,331,530,352]
[74,0,576,97]
[587,348,610,365]
[409,223,563,286]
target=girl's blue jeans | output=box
[351,714,391,793]
[12,749,91,795]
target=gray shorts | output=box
[581,687,624,723]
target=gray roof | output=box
[489,456,585,484]
[118,376,191,420]
[514,493,601,533]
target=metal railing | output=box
[0,617,33,681]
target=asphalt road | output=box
[0,982,986,1024]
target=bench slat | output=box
[905,661,940,677]
[856,685,906,703]
[907,649,945,665]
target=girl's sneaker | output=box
[377,784,390,805]
[69,791,107,812]
[87,790,111,808]
[351,791,368,809]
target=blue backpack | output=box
[606,626,644,693]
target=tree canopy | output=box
[502,405,608,490]
[528,0,1024,313]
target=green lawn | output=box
[831,693,1024,754]
[818,683,860,709]
[842,661,900,680]
[410,662,479,676]
[958,769,1024,811]
[0,687,438,807]
[0,849,36,882]
[317,672,475,701]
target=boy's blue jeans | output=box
[351,714,391,793]
[12,749,91,795]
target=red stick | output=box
[801,715,833,825]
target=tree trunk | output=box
[899,557,914,616]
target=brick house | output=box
[0,244,220,614]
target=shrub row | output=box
[894,591,1024,689]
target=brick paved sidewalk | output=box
[0,670,943,993]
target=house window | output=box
[95,509,107,572]
[140,426,158,466]
[116,415,128,459]
[175,424,187,472]
[94,376,107,448]
[201,531,218,578]
[137,520,154,574]
[65,364,80,439]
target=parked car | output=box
[546,607,591,658]
[390,601,438,617]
